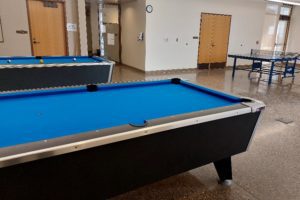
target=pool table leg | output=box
[214,157,233,186]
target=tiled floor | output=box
[110,65,300,200]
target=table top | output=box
[0,80,242,148]
[228,53,299,61]
[0,56,106,65]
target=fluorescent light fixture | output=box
[268,0,300,6]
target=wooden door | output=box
[27,0,67,56]
[198,13,231,69]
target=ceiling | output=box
[86,0,300,6]
[266,0,300,5]
[86,0,136,4]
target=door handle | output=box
[33,38,40,44]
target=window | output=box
[261,3,293,52]
[280,5,292,16]
[266,3,280,14]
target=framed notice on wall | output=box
[0,16,4,43]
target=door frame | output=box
[276,6,293,52]
[102,2,122,63]
[26,0,69,56]
[197,12,232,69]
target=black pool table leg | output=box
[213,157,233,186]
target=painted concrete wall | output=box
[287,6,300,53]
[77,0,88,56]
[90,1,100,54]
[65,0,80,55]
[145,0,266,71]
[0,0,32,56]
[121,0,146,71]
[0,0,86,56]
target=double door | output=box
[198,13,231,69]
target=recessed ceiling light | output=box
[268,0,300,6]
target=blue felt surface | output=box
[0,80,241,148]
[0,56,105,65]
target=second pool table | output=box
[0,56,114,91]
[0,79,265,199]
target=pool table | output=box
[0,56,114,91]
[0,79,265,199]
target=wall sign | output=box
[43,1,58,8]
[67,23,77,32]
[107,33,115,46]
[0,16,4,43]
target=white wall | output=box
[0,0,32,56]
[121,0,146,71]
[77,0,88,56]
[90,1,100,54]
[65,0,81,55]
[287,6,300,53]
[145,0,266,71]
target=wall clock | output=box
[146,5,153,13]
